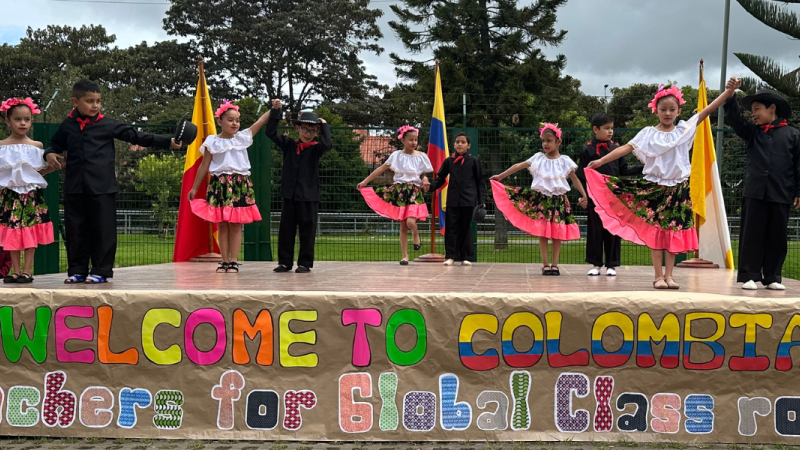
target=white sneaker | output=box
[443,259,454,266]
[606,268,617,277]
[742,280,758,290]
[587,268,600,276]
[462,260,472,266]
[767,282,786,291]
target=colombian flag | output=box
[173,61,220,261]
[428,64,449,235]
[689,63,734,269]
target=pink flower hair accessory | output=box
[0,98,41,115]
[648,84,685,113]
[539,122,562,139]
[397,125,419,139]
[214,100,239,118]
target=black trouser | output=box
[585,200,621,268]
[737,197,790,285]
[278,199,318,268]
[445,206,475,262]
[65,193,117,278]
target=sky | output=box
[2,0,798,97]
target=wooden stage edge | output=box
[3,262,800,298]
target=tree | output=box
[133,153,186,237]
[163,0,385,113]
[734,0,800,97]
[388,0,576,247]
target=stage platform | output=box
[7,261,800,297]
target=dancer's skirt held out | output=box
[360,183,429,221]
[490,180,580,241]
[584,168,698,254]
[0,188,54,251]
[190,173,262,224]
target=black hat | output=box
[472,204,487,223]
[740,89,792,119]
[293,111,320,125]
[174,117,198,147]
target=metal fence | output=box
[28,123,800,280]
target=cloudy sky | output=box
[2,0,798,96]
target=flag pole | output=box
[416,60,445,262]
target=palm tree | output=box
[734,0,800,96]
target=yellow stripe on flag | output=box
[184,69,217,172]
[690,76,715,227]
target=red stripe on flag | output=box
[173,159,219,262]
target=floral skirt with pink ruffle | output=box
[360,183,428,221]
[490,180,580,241]
[0,188,54,251]
[190,173,262,224]
[584,168,698,254]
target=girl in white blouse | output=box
[490,123,589,276]
[357,125,432,265]
[586,80,737,289]
[188,101,270,273]
[0,98,57,284]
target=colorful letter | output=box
[386,309,427,366]
[501,312,544,368]
[545,312,589,367]
[775,397,800,436]
[0,306,51,363]
[283,390,316,430]
[233,309,273,365]
[279,311,318,367]
[729,313,772,371]
[79,387,114,428]
[42,371,76,427]
[142,309,182,366]
[97,306,138,364]
[153,390,183,430]
[439,374,471,431]
[342,309,382,367]
[683,313,725,370]
[737,397,770,436]
[459,313,499,371]
[185,308,227,365]
[6,386,40,427]
[378,372,399,431]
[616,393,648,432]
[339,373,373,433]
[593,376,614,432]
[476,391,509,431]
[117,388,152,429]
[592,313,634,368]
[775,315,800,371]
[650,393,681,433]
[684,394,714,434]
[510,370,531,431]
[554,373,590,433]
[402,391,436,432]
[246,390,279,430]
[637,313,680,369]
[55,306,95,364]
[211,370,245,430]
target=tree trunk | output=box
[486,130,508,249]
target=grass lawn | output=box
[55,234,800,281]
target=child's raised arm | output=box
[587,145,634,169]
[490,161,531,181]
[357,162,391,190]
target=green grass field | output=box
[55,234,800,281]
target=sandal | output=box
[400,259,409,266]
[64,274,86,284]
[3,273,19,284]
[653,277,669,290]
[85,275,108,284]
[541,265,552,276]
[665,277,680,290]
[216,262,229,273]
[227,262,240,273]
[550,266,561,276]
[17,273,33,284]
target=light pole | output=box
[604,84,609,112]
[717,0,731,164]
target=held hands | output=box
[271,99,282,110]
[794,197,800,210]
[578,197,588,208]
[46,153,66,170]
[725,77,742,95]
[422,177,431,192]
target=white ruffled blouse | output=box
[385,150,434,186]
[200,131,253,176]
[526,153,577,196]
[0,144,48,194]
[629,115,700,186]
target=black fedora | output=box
[740,89,792,118]
[293,111,320,125]
[174,117,198,147]
[472,204,487,223]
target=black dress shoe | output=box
[400,260,409,265]
[273,264,291,273]
[295,266,311,273]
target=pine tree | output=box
[734,0,800,97]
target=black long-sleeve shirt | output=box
[576,139,643,188]
[45,110,172,194]
[430,152,486,207]
[724,96,800,205]
[265,109,332,201]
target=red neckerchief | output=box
[452,153,467,165]
[296,141,317,155]
[595,142,609,156]
[68,109,104,131]
[761,119,788,133]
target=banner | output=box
[1,289,800,442]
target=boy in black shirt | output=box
[724,78,800,291]
[431,132,486,266]
[266,99,331,273]
[45,80,180,283]
[577,113,643,276]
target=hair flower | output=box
[647,84,685,113]
[214,100,239,118]
[0,97,41,115]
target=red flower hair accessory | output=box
[0,98,41,115]
[214,100,239,118]
[648,84,685,113]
